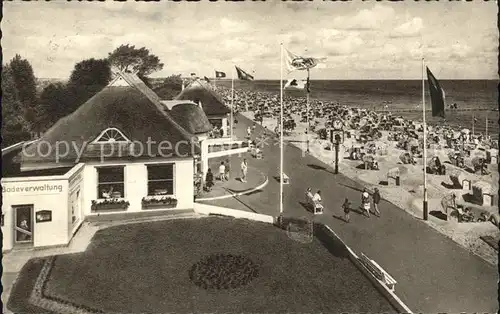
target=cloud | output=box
[2,1,496,79]
[390,17,424,38]
[317,31,364,56]
[332,4,396,30]
[219,18,249,33]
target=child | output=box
[342,198,351,222]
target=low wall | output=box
[193,203,274,224]
[316,224,413,314]
[193,202,413,313]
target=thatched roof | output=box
[175,82,230,116]
[168,103,212,135]
[19,72,201,164]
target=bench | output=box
[359,253,397,292]
[250,147,263,159]
[305,192,323,215]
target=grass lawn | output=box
[11,217,395,313]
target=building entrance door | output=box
[14,205,34,246]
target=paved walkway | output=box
[198,157,268,200]
[204,113,498,314]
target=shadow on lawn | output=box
[275,217,349,259]
[7,257,57,314]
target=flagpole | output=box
[486,116,488,139]
[306,68,310,153]
[231,66,234,140]
[280,43,284,217]
[472,112,475,138]
[422,58,428,221]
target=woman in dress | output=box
[361,189,370,217]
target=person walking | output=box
[372,188,381,217]
[241,158,248,182]
[225,158,231,181]
[205,168,214,191]
[361,189,370,217]
[342,198,351,223]
[219,161,226,181]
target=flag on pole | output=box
[285,49,326,72]
[204,76,211,83]
[426,67,445,118]
[215,71,226,78]
[283,78,307,90]
[235,66,254,81]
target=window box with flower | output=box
[142,196,178,209]
[91,198,130,212]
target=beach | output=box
[214,83,499,265]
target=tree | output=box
[163,74,182,89]
[68,58,111,88]
[8,55,39,136]
[108,44,164,77]
[8,54,37,109]
[64,58,112,114]
[1,65,30,147]
[38,83,69,130]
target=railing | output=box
[208,141,249,153]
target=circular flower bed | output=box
[189,254,259,290]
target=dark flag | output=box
[426,67,445,118]
[215,71,226,78]
[204,76,210,83]
[235,66,254,81]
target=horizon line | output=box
[39,77,498,81]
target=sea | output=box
[219,79,499,139]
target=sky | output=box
[3,1,498,80]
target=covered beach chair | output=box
[471,157,488,175]
[362,154,378,170]
[427,156,446,175]
[387,167,401,186]
[399,152,415,165]
[448,151,465,168]
[472,181,494,206]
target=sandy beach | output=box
[241,110,499,265]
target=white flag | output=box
[284,78,306,90]
[285,49,326,72]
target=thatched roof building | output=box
[175,80,230,117]
[19,72,205,166]
[160,100,212,135]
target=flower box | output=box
[142,196,178,209]
[91,199,130,212]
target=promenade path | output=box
[201,113,498,313]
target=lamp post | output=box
[332,119,343,175]
[334,135,340,174]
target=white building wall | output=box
[1,178,69,251]
[174,159,194,209]
[83,157,194,215]
[68,165,85,237]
